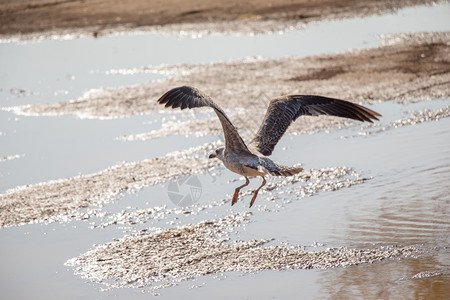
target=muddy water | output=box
[1,3,450,300]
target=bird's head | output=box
[209,147,224,160]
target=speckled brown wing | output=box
[157,86,251,155]
[249,95,381,156]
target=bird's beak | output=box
[208,153,216,159]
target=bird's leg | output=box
[231,176,250,206]
[249,176,266,208]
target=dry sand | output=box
[0,0,442,38]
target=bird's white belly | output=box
[222,156,265,177]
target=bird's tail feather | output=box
[268,164,303,176]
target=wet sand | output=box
[2,103,449,229]
[1,3,449,296]
[0,0,442,38]
[2,32,449,227]
[66,213,422,291]
[0,154,22,162]
[0,151,215,227]
[12,32,450,132]
[0,142,366,227]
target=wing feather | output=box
[250,95,381,156]
[157,86,251,154]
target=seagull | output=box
[157,86,381,207]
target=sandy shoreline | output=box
[66,213,423,291]
[1,0,449,290]
[1,32,449,228]
[1,104,449,228]
[1,2,449,296]
[11,32,450,124]
[0,0,442,39]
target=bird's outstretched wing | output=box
[249,95,381,156]
[157,86,251,154]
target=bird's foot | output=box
[249,192,258,208]
[231,191,239,206]
[249,176,265,208]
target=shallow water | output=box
[0,101,448,299]
[0,3,450,299]
[0,110,218,192]
[1,3,449,108]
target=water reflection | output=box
[316,118,450,299]
[320,257,450,299]
[324,118,450,248]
